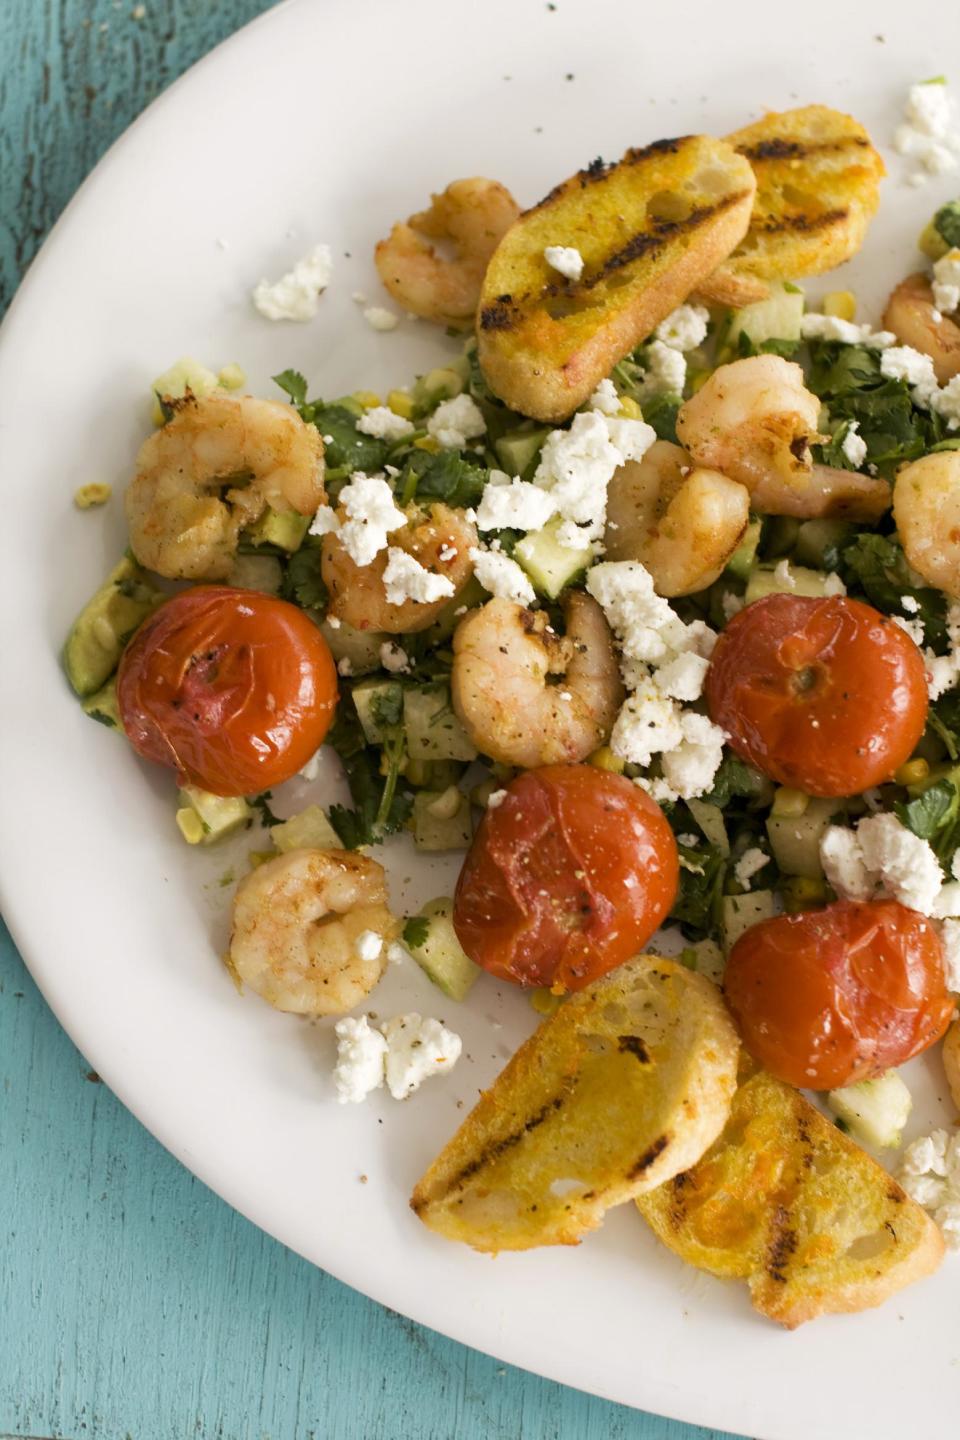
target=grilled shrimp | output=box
[884,272,960,386]
[228,848,397,1016]
[676,354,889,520]
[604,440,750,597]
[322,502,477,633]
[127,392,324,580]
[451,592,623,768]
[374,178,520,327]
[893,450,960,597]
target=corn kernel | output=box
[588,745,625,774]
[74,482,112,509]
[414,435,440,453]
[176,808,205,845]
[772,787,809,818]
[247,849,276,869]
[387,389,414,419]
[919,219,950,262]
[426,784,462,820]
[617,395,643,419]
[896,757,930,786]
[529,988,565,1016]
[823,290,856,321]
[783,876,827,912]
[218,362,246,390]
[352,390,382,411]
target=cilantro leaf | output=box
[818,419,862,472]
[247,792,280,826]
[399,449,488,509]
[934,199,960,249]
[402,915,430,949]
[370,684,404,730]
[312,404,389,472]
[929,690,960,762]
[736,331,800,360]
[702,755,770,810]
[670,841,727,939]
[895,779,958,843]
[280,540,328,612]
[272,369,309,408]
[328,745,412,849]
[840,534,946,648]
[639,391,681,443]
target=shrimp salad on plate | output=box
[65,87,960,1326]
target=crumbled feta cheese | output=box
[722,591,744,621]
[308,504,340,538]
[298,749,321,782]
[381,1013,462,1100]
[898,1128,960,1251]
[586,561,702,667]
[379,640,410,673]
[734,847,769,890]
[320,475,407,567]
[895,81,960,184]
[382,549,455,606]
[902,594,920,613]
[932,248,960,315]
[610,681,684,768]
[639,339,687,396]
[337,657,353,677]
[589,378,621,415]
[469,546,537,606]
[604,415,659,462]
[655,303,709,352]
[840,420,868,469]
[252,243,333,321]
[356,405,415,442]
[327,614,341,629]
[773,558,797,590]
[660,711,727,800]
[655,650,710,702]
[933,374,960,430]
[800,313,895,348]
[880,344,939,405]
[333,1017,387,1105]
[355,930,384,962]
[938,917,960,990]
[427,393,487,450]
[363,306,400,331]
[386,942,407,966]
[544,244,584,281]
[821,814,944,914]
[922,598,960,698]
[476,472,557,532]
[894,613,926,648]
[532,411,655,548]
[823,572,847,597]
[486,788,507,809]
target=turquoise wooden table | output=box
[0,5,741,1437]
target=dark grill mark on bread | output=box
[618,1034,650,1063]
[585,191,752,288]
[479,299,519,332]
[627,1134,669,1179]
[438,1095,567,1193]
[757,207,849,237]
[527,137,690,214]
[766,1205,799,1283]
[738,135,870,162]
[623,136,689,164]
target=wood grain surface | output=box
[0,2,738,1436]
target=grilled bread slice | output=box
[476,137,756,421]
[698,105,884,305]
[410,956,739,1253]
[637,1070,944,1327]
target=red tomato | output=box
[706,594,928,797]
[724,899,953,1089]
[117,586,337,796]
[453,764,678,992]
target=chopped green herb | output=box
[272,369,309,408]
[398,448,488,509]
[281,539,328,612]
[840,534,946,649]
[403,915,430,949]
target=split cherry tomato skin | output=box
[452,764,679,992]
[723,900,954,1090]
[117,586,337,797]
[706,594,928,798]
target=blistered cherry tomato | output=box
[453,764,678,992]
[723,899,953,1090]
[706,593,928,797]
[117,585,337,796]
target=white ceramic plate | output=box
[2,0,959,1433]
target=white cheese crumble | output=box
[363,306,400,331]
[486,788,508,809]
[840,420,868,469]
[894,81,960,183]
[638,339,687,397]
[734,847,769,890]
[469,546,537,606]
[820,813,944,914]
[933,248,960,315]
[531,410,656,549]
[427,393,487,450]
[544,244,584,281]
[337,657,353,678]
[655,303,710,352]
[938,917,960,991]
[382,548,455,606]
[252,243,333,321]
[379,640,410,673]
[898,1129,960,1251]
[923,599,960,700]
[298,749,322,782]
[333,1017,388,1105]
[381,1013,463,1100]
[661,711,727,801]
[356,405,415,441]
[355,930,384,962]
[823,572,847,597]
[773,558,797,590]
[799,313,895,348]
[476,471,557,532]
[310,474,407,566]
[880,344,939,405]
[589,378,621,415]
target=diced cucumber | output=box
[352,679,405,744]
[151,355,219,423]
[679,937,725,985]
[321,618,386,676]
[725,519,762,581]
[515,517,592,600]
[176,786,252,846]
[63,556,164,698]
[794,519,853,569]
[80,677,121,729]
[727,282,804,348]
[422,575,485,645]
[765,798,837,879]
[745,561,833,605]
[243,508,309,553]
[827,1072,913,1149]
[404,684,477,762]
[723,890,776,952]
[412,789,473,851]
[403,897,481,1000]
[495,427,550,479]
[685,799,729,856]
[270,803,341,853]
[761,516,801,560]
[413,366,465,411]
[227,553,283,594]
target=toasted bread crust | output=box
[411,956,739,1252]
[638,1071,944,1328]
[476,136,756,421]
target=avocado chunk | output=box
[63,556,164,698]
[80,677,121,729]
[725,518,762,581]
[514,517,592,599]
[175,786,252,846]
[243,508,310,553]
[403,896,481,1000]
[494,427,550,479]
[270,803,341,853]
[744,561,834,605]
